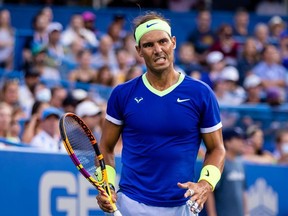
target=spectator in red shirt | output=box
[210,23,240,67]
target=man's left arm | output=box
[178,128,225,213]
[202,128,225,171]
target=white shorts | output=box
[105,192,197,216]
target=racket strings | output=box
[64,116,98,176]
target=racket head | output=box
[59,112,121,215]
[59,113,104,192]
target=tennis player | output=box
[96,11,226,216]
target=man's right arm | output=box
[99,119,122,167]
[96,119,122,212]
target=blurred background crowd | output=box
[0,0,288,166]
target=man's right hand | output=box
[96,189,117,213]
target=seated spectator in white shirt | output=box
[30,106,63,152]
[220,66,246,105]
[60,14,98,50]
[243,74,265,104]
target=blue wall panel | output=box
[0,148,287,216]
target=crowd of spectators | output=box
[6,0,285,15]
[0,6,287,165]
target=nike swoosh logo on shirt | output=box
[146,22,157,28]
[177,98,190,103]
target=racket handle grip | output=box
[113,210,122,216]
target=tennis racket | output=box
[59,112,122,216]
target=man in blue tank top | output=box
[96,11,226,216]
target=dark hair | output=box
[62,93,78,107]
[196,8,211,16]
[76,49,91,60]
[235,7,248,15]
[223,127,244,141]
[217,23,233,36]
[31,100,44,115]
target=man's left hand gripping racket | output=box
[59,113,122,216]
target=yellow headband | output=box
[134,19,171,44]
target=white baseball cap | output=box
[269,16,284,26]
[206,51,224,64]
[243,74,261,89]
[47,22,63,34]
[72,89,88,101]
[221,66,239,82]
[75,100,101,117]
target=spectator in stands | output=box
[91,34,118,75]
[175,42,204,77]
[187,9,216,63]
[243,125,276,164]
[243,74,265,104]
[62,92,79,113]
[6,107,23,143]
[39,6,54,23]
[18,67,41,117]
[122,33,145,70]
[0,102,12,140]
[30,47,61,80]
[237,37,260,85]
[210,23,240,66]
[27,44,46,74]
[82,10,103,40]
[107,13,128,50]
[220,66,246,105]
[124,65,143,82]
[75,100,103,141]
[122,33,137,57]
[268,16,286,46]
[115,47,134,84]
[274,129,288,164]
[49,86,67,110]
[0,9,15,71]
[206,127,248,216]
[253,23,272,53]
[94,65,115,87]
[62,39,85,74]
[68,49,97,83]
[21,100,50,144]
[232,8,250,43]
[22,12,49,69]
[265,86,285,107]
[30,106,63,152]
[206,51,226,86]
[251,44,287,100]
[213,77,231,106]
[0,79,20,111]
[60,14,99,51]
[44,22,66,80]
[213,66,245,106]
[26,42,60,82]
